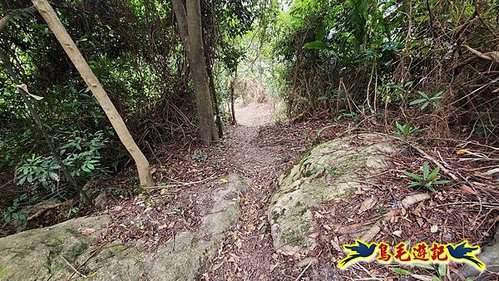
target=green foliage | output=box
[395,121,418,137]
[58,130,107,178]
[2,194,28,229]
[15,130,107,195]
[16,155,60,189]
[410,91,443,111]
[405,162,449,191]
[302,40,330,50]
[390,267,412,276]
[265,0,498,139]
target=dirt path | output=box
[201,101,328,280]
[233,100,282,127]
[202,126,292,280]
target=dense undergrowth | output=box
[0,0,498,234]
[0,0,262,233]
[269,0,498,144]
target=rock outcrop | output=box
[0,174,248,281]
[268,134,399,256]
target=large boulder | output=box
[0,174,248,281]
[0,215,109,280]
[268,134,400,256]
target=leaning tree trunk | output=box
[172,0,218,145]
[31,0,154,188]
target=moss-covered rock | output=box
[0,174,248,281]
[0,215,109,281]
[268,134,400,256]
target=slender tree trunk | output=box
[230,69,237,125]
[172,0,217,145]
[31,0,154,188]
[205,49,223,138]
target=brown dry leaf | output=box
[417,218,425,227]
[314,211,324,219]
[430,225,439,233]
[360,224,381,242]
[245,223,255,232]
[330,237,342,252]
[211,262,223,272]
[228,253,239,263]
[231,231,238,241]
[113,205,123,212]
[456,149,470,155]
[358,197,377,214]
[160,189,168,195]
[270,263,279,272]
[402,193,430,208]
[410,274,433,281]
[484,167,499,177]
[459,185,478,195]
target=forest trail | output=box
[203,125,285,280]
[202,100,323,279]
[233,99,282,127]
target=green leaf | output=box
[422,162,430,179]
[409,98,426,105]
[424,183,435,191]
[396,121,403,131]
[413,263,435,270]
[303,40,329,50]
[427,166,440,181]
[405,172,422,181]
[418,91,430,99]
[433,180,449,185]
[49,172,60,182]
[437,263,447,277]
[391,268,412,276]
[408,182,421,188]
[18,176,26,185]
[421,102,429,111]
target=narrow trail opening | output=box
[233,99,281,127]
[202,99,324,279]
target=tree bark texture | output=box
[172,0,218,145]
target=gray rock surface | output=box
[0,174,247,281]
[268,134,399,256]
[460,229,499,280]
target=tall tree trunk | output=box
[230,69,237,125]
[31,0,154,188]
[172,0,218,145]
[205,50,223,138]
